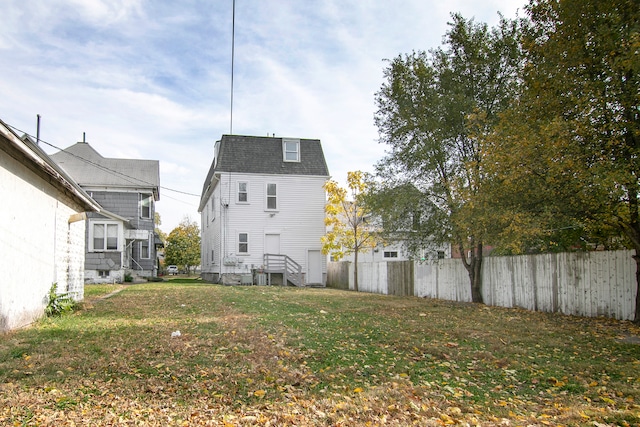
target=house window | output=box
[283,138,300,162]
[383,251,398,258]
[266,183,277,210]
[237,182,249,203]
[140,237,150,259]
[211,196,216,220]
[238,233,249,254]
[211,249,215,264]
[140,194,152,219]
[98,270,109,278]
[437,250,445,259]
[92,223,119,251]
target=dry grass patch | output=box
[1,281,638,426]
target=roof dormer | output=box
[282,138,300,162]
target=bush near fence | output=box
[327,250,637,321]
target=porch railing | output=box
[263,253,304,287]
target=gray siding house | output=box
[51,141,160,283]
[199,135,330,286]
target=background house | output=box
[51,141,160,283]
[0,119,100,331]
[199,135,330,286]
[339,240,451,263]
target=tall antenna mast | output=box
[230,0,236,135]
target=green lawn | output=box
[1,279,638,426]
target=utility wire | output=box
[5,122,201,197]
[230,0,236,135]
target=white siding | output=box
[1,151,87,331]
[201,172,327,282]
[342,241,450,263]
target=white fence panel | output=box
[414,260,470,302]
[333,250,637,320]
[352,262,388,294]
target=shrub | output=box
[124,272,133,282]
[45,283,77,317]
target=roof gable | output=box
[50,142,160,199]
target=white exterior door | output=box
[307,250,323,284]
[265,233,280,255]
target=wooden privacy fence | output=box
[327,250,637,321]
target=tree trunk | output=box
[459,239,484,304]
[470,243,484,304]
[625,180,640,324]
[634,254,640,324]
[353,250,359,292]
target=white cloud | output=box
[0,0,527,233]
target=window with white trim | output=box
[140,236,150,259]
[237,182,249,203]
[383,251,398,258]
[283,138,300,162]
[140,194,152,219]
[211,196,216,220]
[238,232,249,254]
[91,222,120,252]
[266,183,277,210]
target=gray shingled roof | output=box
[50,142,160,199]
[201,135,330,198]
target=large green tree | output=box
[486,0,640,321]
[373,13,522,303]
[165,217,201,275]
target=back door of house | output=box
[307,249,323,285]
[265,233,280,255]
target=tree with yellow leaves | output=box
[322,171,382,291]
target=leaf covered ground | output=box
[1,280,638,426]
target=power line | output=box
[230,0,236,135]
[5,122,201,197]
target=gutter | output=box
[198,172,220,213]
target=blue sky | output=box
[1,0,526,233]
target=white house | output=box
[340,240,451,263]
[199,135,330,286]
[0,119,100,332]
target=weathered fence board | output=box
[327,250,637,320]
[327,261,349,290]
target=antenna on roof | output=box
[83,132,86,143]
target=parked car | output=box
[167,265,179,275]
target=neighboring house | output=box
[339,240,451,263]
[0,119,100,331]
[50,140,160,283]
[199,135,330,286]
